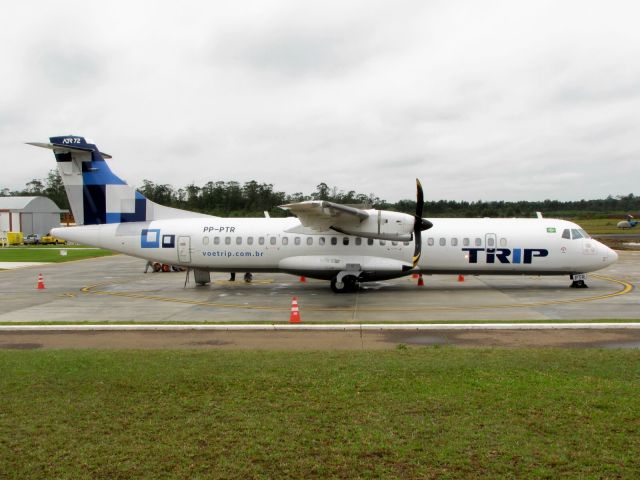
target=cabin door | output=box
[178,236,191,263]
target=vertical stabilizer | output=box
[28,135,213,225]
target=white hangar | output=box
[0,196,66,236]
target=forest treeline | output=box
[2,169,639,219]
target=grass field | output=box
[572,218,630,235]
[1,348,639,478]
[0,246,115,263]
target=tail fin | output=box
[28,135,211,225]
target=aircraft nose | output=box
[602,243,618,265]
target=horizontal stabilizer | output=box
[26,142,112,159]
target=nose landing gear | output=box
[570,273,588,288]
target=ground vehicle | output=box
[40,233,67,245]
[24,234,41,244]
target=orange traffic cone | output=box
[289,296,301,323]
[458,274,465,282]
[417,274,424,287]
[37,273,45,290]
[299,276,306,283]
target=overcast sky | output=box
[1,1,639,202]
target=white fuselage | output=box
[53,216,617,281]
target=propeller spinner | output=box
[412,179,433,267]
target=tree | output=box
[312,182,330,201]
[25,179,45,195]
[44,169,69,209]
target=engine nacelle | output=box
[332,210,415,241]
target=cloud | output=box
[0,0,639,202]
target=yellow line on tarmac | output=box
[80,274,634,313]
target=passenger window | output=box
[487,237,495,247]
[571,229,583,239]
[475,238,482,246]
[306,237,313,246]
[294,237,301,246]
[282,237,289,245]
[319,237,325,245]
[203,236,209,245]
[463,238,470,247]
[427,238,434,246]
[225,237,231,245]
[499,238,507,247]
[403,241,410,246]
[258,237,265,245]
[439,238,446,246]
[367,238,374,246]
[379,240,386,246]
[343,237,349,246]
[270,237,276,245]
[236,237,242,245]
[391,241,398,246]
[247,237,253,245]
[562,229,571,240]
[355,238,362,246]
[331,237,337,245]
[451,238,458,247]
[214,237,220,245]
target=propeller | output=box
[412,179,433,267]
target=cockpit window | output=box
[562,229,571,239]
[571,229,583,239]
[578,229,590,239]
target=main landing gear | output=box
[330,270,361,293]
[570,273,588,288]
[330,275,359,293]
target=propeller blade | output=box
[416,179,424,219]
[412,179,432,267]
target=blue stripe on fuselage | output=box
[512,248,521,264]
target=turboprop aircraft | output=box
[29,135,617,292]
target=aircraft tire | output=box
[331,275,357,293]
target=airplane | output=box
[617,215,638,229]
[29,135,618,292]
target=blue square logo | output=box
[141,229,161,248]
[162,234,175,248]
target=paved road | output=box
[0,251,637,323]
[2,328,640,350]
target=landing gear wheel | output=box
[570,274,588,288]
[344,276,358,292]
[331,275,358,293]
[244,272,253,283]
[331,277,346,293]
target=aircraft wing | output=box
[280,200,369,232]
